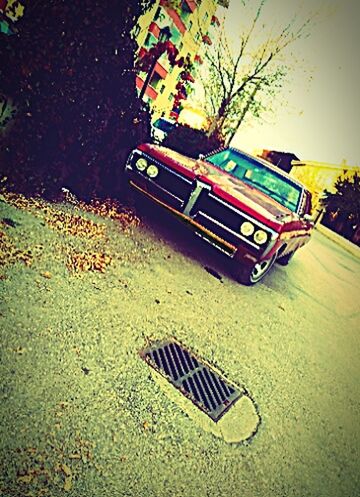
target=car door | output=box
[281,190,313,253]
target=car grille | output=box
[192,190,264,249]
[131,152,193,210]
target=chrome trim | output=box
[296,188,305,215]
[183,180,211,217]
[194,231,235,258]
[133,174,184,204]
[207,192,278,237]
[198,212,261,250]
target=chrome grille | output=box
[131,152,193,208]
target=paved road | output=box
[1,198,359,497]
[133,208,360,497]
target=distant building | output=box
[257,149,300,174]
[290,159,360,218]
[135,0,226,121]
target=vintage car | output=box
[124,145,314,285]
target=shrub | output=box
[162,124,224,159]
[0,0,154,200]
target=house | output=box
[258,149,300,174]
[135,0,227,120]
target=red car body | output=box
[125,144,314,284]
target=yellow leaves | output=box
[66,250,112,274]
[0,230,33,268]
[41,271,52,279]
[45,211,106,240]
[80,198,140,230]
[64,476,72,491]
[61,463,72,477]
[68,453,81,460]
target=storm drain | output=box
[140,339,242,422]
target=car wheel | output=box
[277,250,295,266]
[234,253,277,286]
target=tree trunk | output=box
[206,99,228,138]
[225,83,260,146]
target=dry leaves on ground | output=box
[66,250,112,274]
[0,229,32,268]
[79,198,141,231]
[45,211,106,240]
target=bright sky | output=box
[225,0,359,165]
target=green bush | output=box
[162,124,224,159]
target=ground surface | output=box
[0,193,359,497]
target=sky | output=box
[223,0,360,165]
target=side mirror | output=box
[302,213,315,224]
[198,153,205,160]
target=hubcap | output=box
[250,256,275,283]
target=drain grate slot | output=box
[141,338,243,422]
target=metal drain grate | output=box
[140,339,242,422]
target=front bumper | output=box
[125,155,278,266]
[130,179,238,256]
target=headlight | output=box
[135,157,147,171]
[254,229,268,245]
[147,164,159,178]
[240,221,255,237]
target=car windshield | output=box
[153,118,175,133]
[206,149,302,212]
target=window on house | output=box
[144,32,157,48]
[168,92,174,102]
[180,0,192,22]
[154,7,162,20]
[150,72,163,90]
[170,25,182,45]
[159,84,166,94]
[203,12,209,22]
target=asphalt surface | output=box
[1,197,359,497]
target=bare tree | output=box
[195,0,314,143]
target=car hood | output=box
[137,144,296,225]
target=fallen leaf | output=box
[69,453,81,459]
[143,420,150,430]
[64,476,72,492]
[17,474,33,484]
[61,463,72,477]
[41,271,52,279]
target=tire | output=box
[277,250,295,266]
[233,253,277,286]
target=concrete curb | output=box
[315,223,360,258]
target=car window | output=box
[206,149,302,212]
